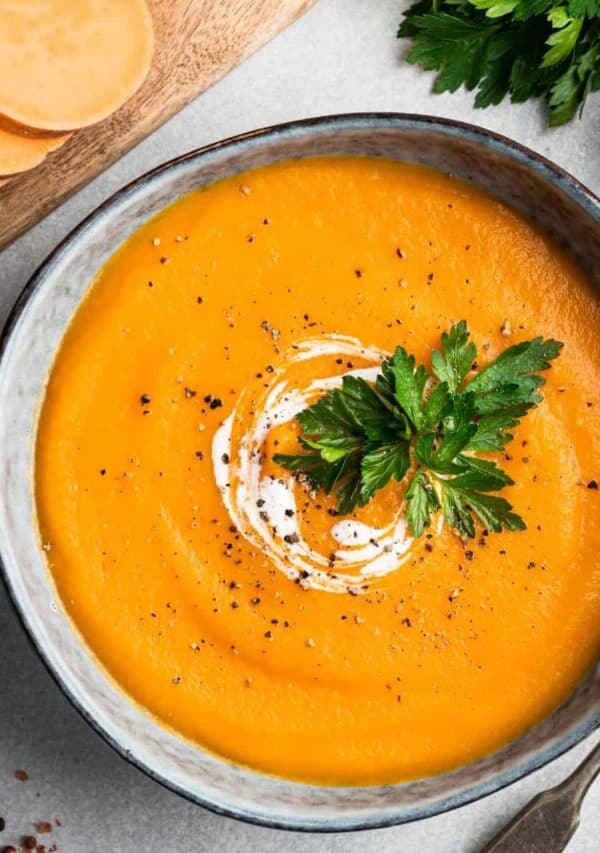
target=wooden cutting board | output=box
[0,0,316,251]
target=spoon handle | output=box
[482,740,600,853]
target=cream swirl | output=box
[212,335,414,594]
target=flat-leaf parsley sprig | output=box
[397,1,600,127]
[274,322,563,539]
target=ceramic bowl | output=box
[1,114,599,832]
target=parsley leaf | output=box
[400,11,503,96]
[361,442,411,503]
[274,451,323,475]
[275,449,366,515]
[449,455,514,490]
[442,485,527,534]
[423,381,452,428]
[568,0,600,15]
[548,40,599,123]
[339,375,409,441]
[543,8,584,67]
[382,346,428,430]
[335,464,364,515]
[406,471,440,536]
[295,387,360,437]
[274,321,562,539]
[432,393,478,466]
[440,481,477,538]
[432,320,477,393]
[398,0,600,126]
[465,406,525,450]
[466,337,564,413]
[470,1,519,18]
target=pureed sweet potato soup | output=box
[36,157,600,785]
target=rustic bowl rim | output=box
[1,113,599,833]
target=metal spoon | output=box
[482,740,600,853]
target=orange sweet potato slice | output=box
[0,127,70,175]
[0,0,154,132]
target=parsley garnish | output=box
[398,1,600,126]
[274,322,562,538]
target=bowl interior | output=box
[1,115,599,831]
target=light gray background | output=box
[1,1,599,850]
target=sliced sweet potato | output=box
[0,114,63,138]
[0,127,70,175]
[0,0,154,132]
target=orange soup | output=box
[35,157,600,785]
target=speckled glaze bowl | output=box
[1,114,599,832]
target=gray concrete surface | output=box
[1,1,599,850]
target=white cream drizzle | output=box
[212,335,415,594]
